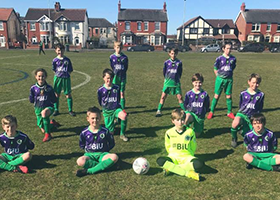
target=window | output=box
[124,36,132,44]
[254,36,260,42]
[252,23,260,31]
[190,28,198,34]
[125,22,130,30]
[155,36,160,45]
[222,29,230,34]
[144,22,148,31]
[137,22,141,31]
[267,23,271,31]
[155,22,160,31]
[100,29,103,34]
[75,23,79,30]
[30,23,36,30]
[41,36,49,44]
[213,28,218,35]
[31,36,37,43]
[265,36,270,42]
[0,21,3,30]
[203,28,209,34]
[60,22,67,31]
[40,22,49,31]
[95,28,98,34]
[103,28,106,34]
[247,35,254,41]
[274,36,280,43]
[143,36,149,44]
[277,24,280,31]
[107,28,111,34]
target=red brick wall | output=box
[0,22,9,48]
[235,13,247,43]
[27,22,41,44]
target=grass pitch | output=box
[1,49,280,199]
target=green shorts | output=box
[103,108,123,133]
[53,76,72,95]
[1,153,23,162]
[186,111,204,133]
[84,152,109,168]
[248,152,277,166]
[113,77,126,92]
[214,76,233,95]
[34,106,54,128]
[236,112,252,136]
[162,85,182,95]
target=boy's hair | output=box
[192,73,204,83]
[169,48,178,54]
[171,108,186,120]
[249,73,262,84]
[34,68,48,77]
[114,41,123,48]
[55,43,65,50]
[103,68,114,78]
[1,115,17,126]
[222,42,232,49]
[87,106,101,117]
[250,113,266,125]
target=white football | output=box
[132,157,150,175]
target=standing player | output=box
[231,73,264,148]
[76,107,118,177]
[52,43,76,117]
[207,42,236,120]
[156,48,185,117]
[29,68,57,142]
[38,40,45,55]
[0,115,34,173]
[184,73,210,137]
[156,109,204,181]
[110,41,128,109]
[97,69,128,142]
[243,113,280,171]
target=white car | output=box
[201,44,221,53]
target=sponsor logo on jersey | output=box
[168,69,177,73]
[57,66,68,72]
[191,102,203,108]
[114,64,123,70]
[221,65,231,72]
[108,97,117,103]
[37,96,47,101]
[113,89,117,93]
[88,143,104,150]
[64,61,69,65]
[7,148,20,155]
[173,143,188,150]
[246,103,255,109]
[201,94,205,99]
[17,139,22,145]
[254,145,267,152]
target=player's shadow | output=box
[125,125,172,138]
[202,127,231,139]
[118,148,162,159]
[262,107,280,113]
[129,106,178,115]
[274,131,280,138]
[125,105,146,109]
[52,125,86,139]
[215,106,238,112]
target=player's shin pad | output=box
[162,161,186,176]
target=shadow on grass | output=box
[274,131,280,138]
[52,125,86,139]
[118,148,161,159]
[26,152,82,173]
[126,125,172,138]
[129,106,178,115]
[262,107,280,113]
[196,149,234,162]
[202,127,231,139]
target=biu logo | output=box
[37,96,47,101]
[191,102,203,108]
[169,69,177,73]
[7,148,20,155]
[108,97,117,103]
[88,143,104,150]
[115,64,123,70]
[246,103,255,109]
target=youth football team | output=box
[0,41,279,181]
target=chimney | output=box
[241,2,245,11]
[55,2,61,12]
[163,2,167,12]
[118,0,121,12]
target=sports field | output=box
[1,49,280,199]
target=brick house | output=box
[117,0,168,47]
[24,2,88,48]
[0,8,21,48]
[177,16,237,42]
[235,3,280,43]
[88,18,116,47]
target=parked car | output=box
[200,44,221,52]
[238,43,265,52]
[9,41,23,49]
[163,42,191,52]
[127,44,154,52]
[269,43,280,53]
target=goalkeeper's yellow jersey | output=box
[165,126,196,157]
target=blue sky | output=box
[1,0,280,34]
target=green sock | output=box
[87,158,114,174]
[0,159,16,171]
[261,157,277,166]
[120,119,127,136]
[8,156,24,166]
[250,158,273,171]
[54,98,59,111]
[120,98,125,109]
[43,117,51,134]
[226,98,232,114]
[67,97,73,112]
[163,161,186,176]
[84,159,98,169]
[179,103,186,111]
[210,98,218,113]
[231,127,238,139]
[157,103,163,111]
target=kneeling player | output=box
[243,113,280,171]
[156,109,204,181]
[76,107,118,177]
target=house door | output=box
[0,36,6,47]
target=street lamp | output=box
[182,0,186,46]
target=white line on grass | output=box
[0,55,31,60]
[0,63,91,106]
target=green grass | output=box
[1,49,280,199]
